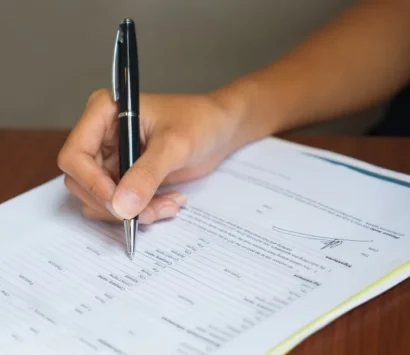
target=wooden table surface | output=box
[1,129,410,354]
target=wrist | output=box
[209,77,281,148]
[209,66,299,147]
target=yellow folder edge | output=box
[266,260,410,354]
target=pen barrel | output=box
[118,20,139,114]
[119,114,140,178]
[116,19,141,178]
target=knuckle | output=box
[88,88,110,104]
[63,174,71,189]
[88,177,101,199]
[57,149,71,172]
[87,89,116,112]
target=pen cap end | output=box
[122,18,134,25]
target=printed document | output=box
[1,137,410,354]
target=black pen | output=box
[112,18,140,260]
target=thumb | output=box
[111,134,189,219]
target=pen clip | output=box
[112,29,121,101]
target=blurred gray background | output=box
[0,0,383,133]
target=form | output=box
[1,137,409,354]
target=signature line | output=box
[271,225,373,249]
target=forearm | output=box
[214,0,410,142]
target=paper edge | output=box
[265,260,410,354]
[0,175,63,207]
[3,139,410,354]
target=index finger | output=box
[58,89,118,203]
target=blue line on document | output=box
[302,152,410,189]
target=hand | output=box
[57,89,248,224]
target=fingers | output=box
[83,191,187,224]
[162,158,222,186]
[82,205,119,222]
[64,175,120,218]
[112,133,191,219]
[67,89,118,156]
[144,191,187,223]
[58,89,118,204]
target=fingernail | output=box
[105,201,121,219]
[158,206,178,220]
[138,209,154,224]
[161,192,187,206]
[172,193,187,206]
[113,190,141,219]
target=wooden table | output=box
[1,129,409,354]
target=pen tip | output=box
[128,253,134,261]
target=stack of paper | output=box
[1,137,409,354]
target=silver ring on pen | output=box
[118,111,138,118]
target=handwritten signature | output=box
[319,239,343,249]
[271,225,372,249]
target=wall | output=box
[0,0,381,132]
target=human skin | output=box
[57,0,410,224]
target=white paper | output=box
[1,137,409,355]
